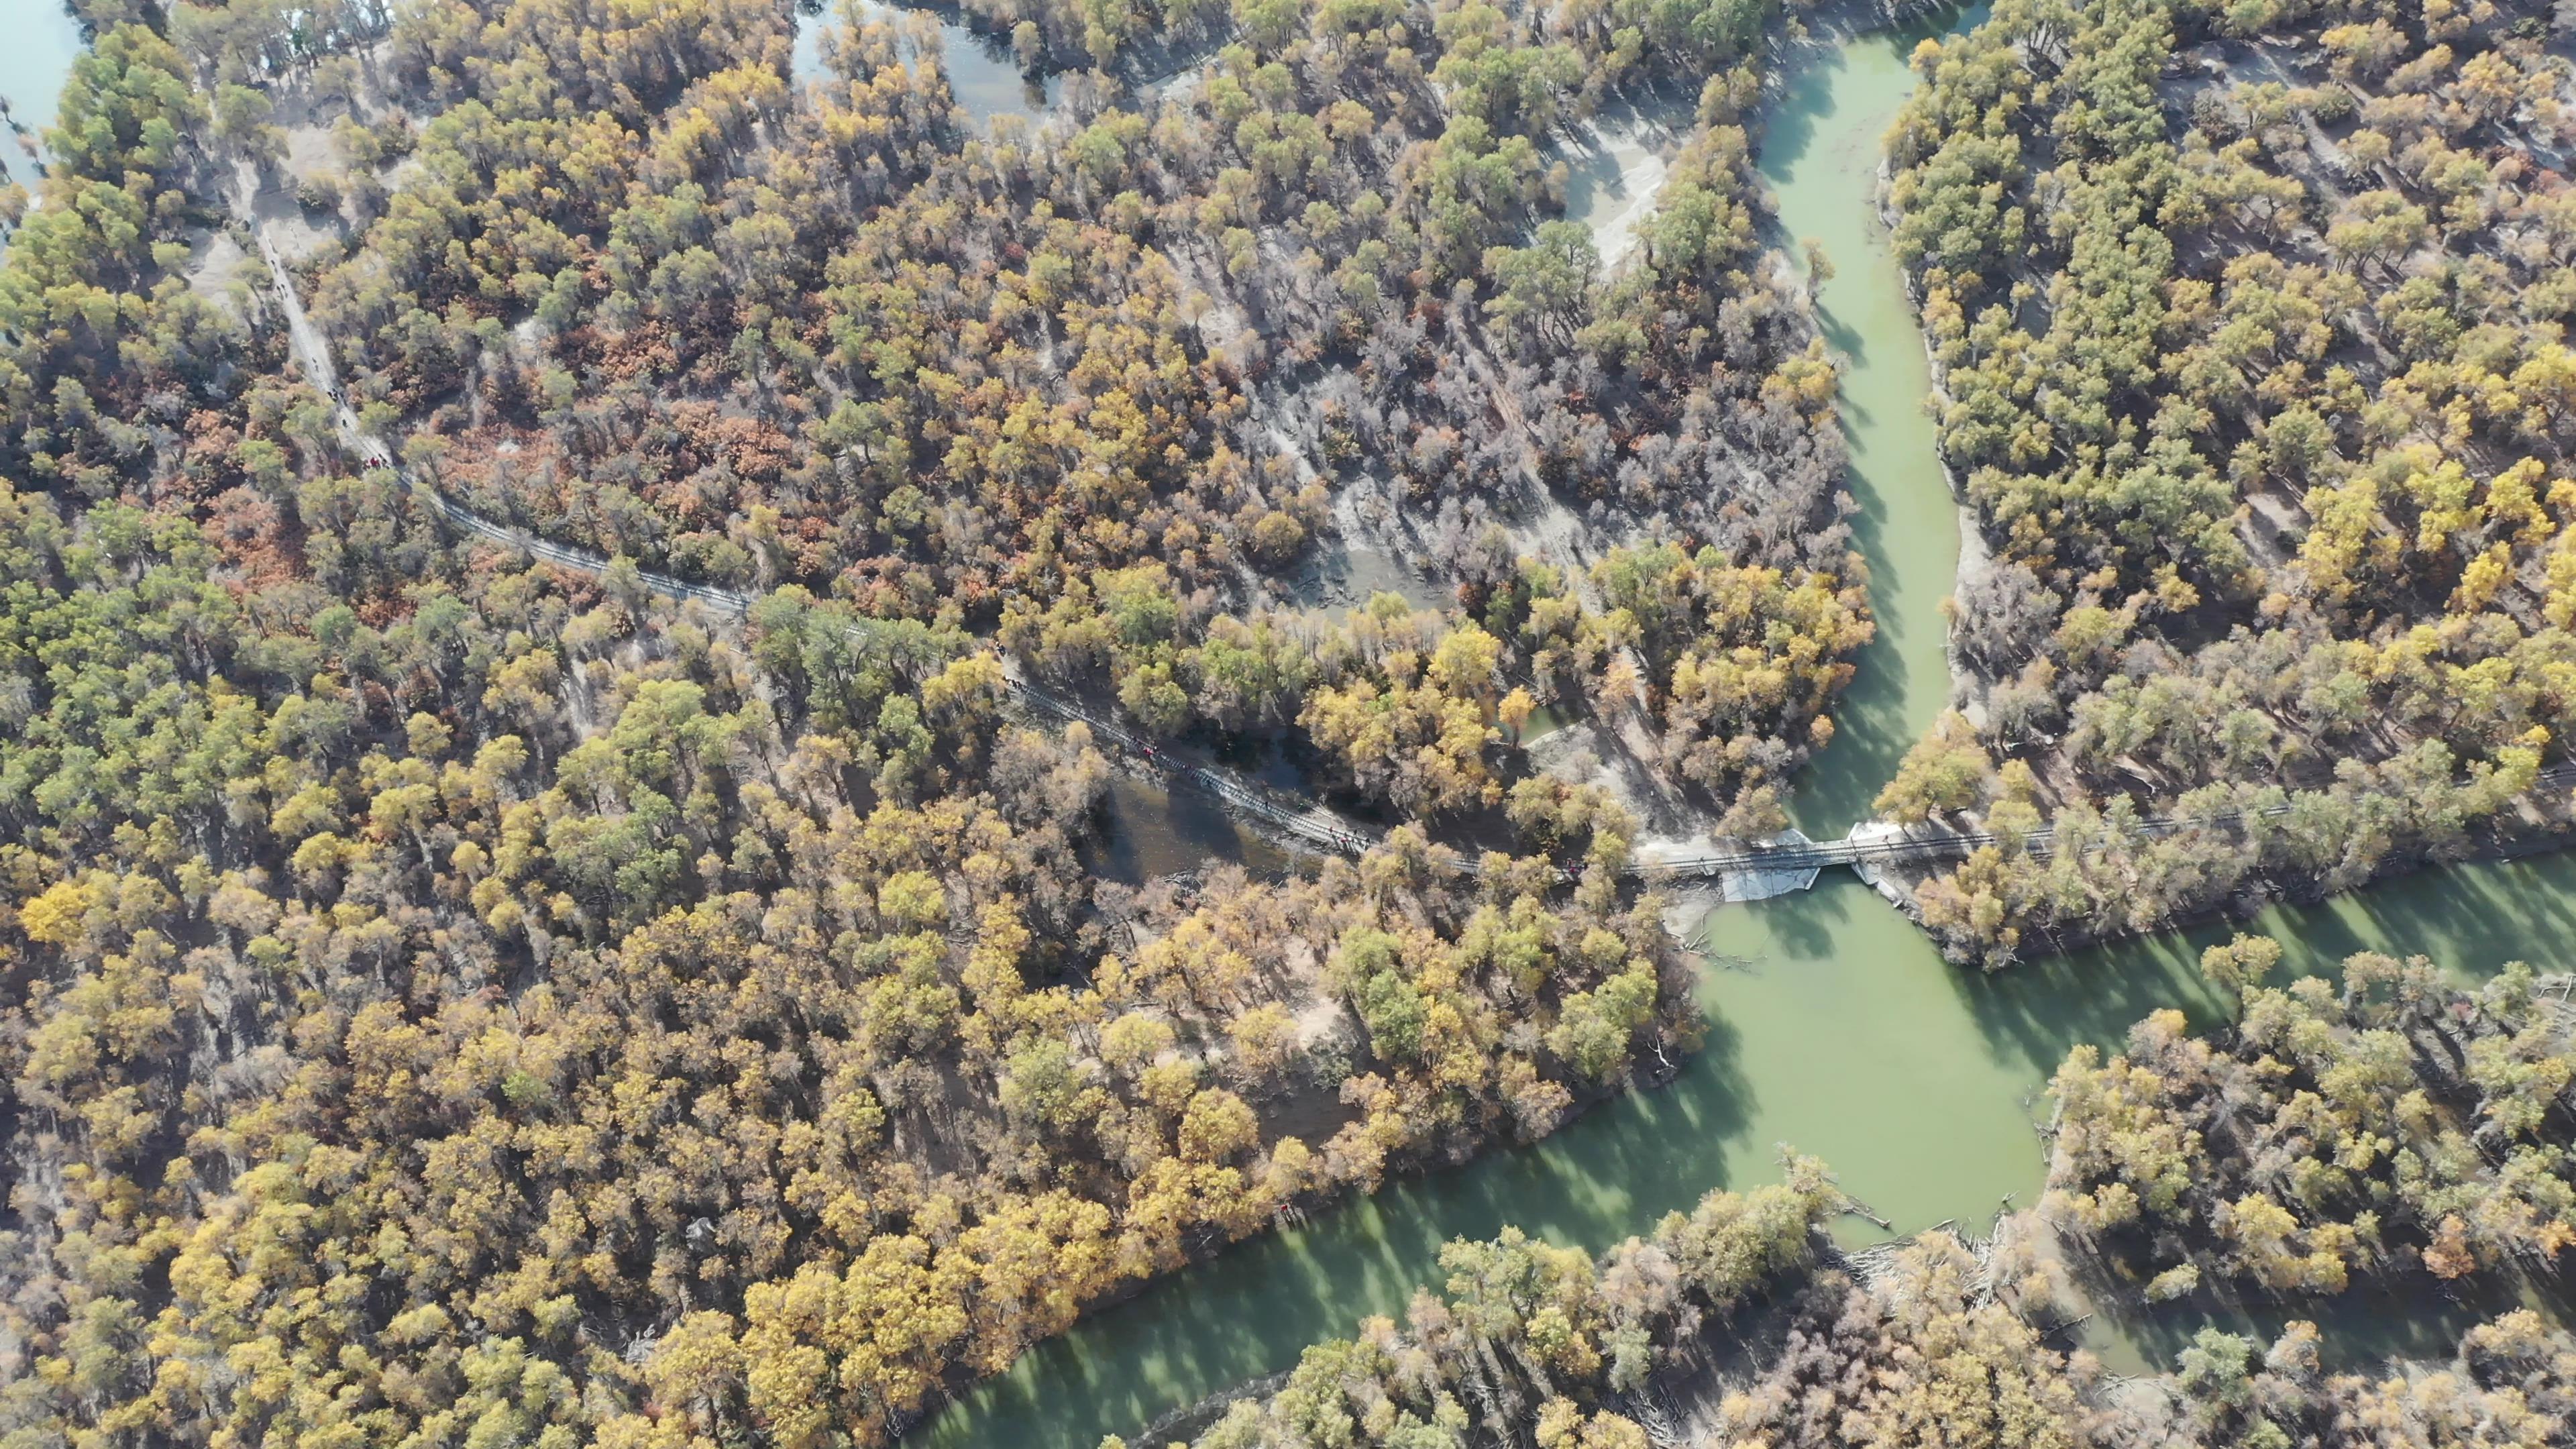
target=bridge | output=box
[1631,757,2576,886]
[249,235,2576,895]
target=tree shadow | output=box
[2089,1261,2573,1378]
[917,997,1762,1449]
[1762,867,1856,959]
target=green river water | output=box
[3,9,2565,1447]
[916,11,2573,1448]
[1772,11,1964,835]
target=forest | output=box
[1155,1142,2576,1449]
[2046,937,2576,1306]
[0,0,1894,1444]
[202,0,1875,826]
[10,0,2575,1442]
[1152,947,2576,1449]
[1878,0,2576,962]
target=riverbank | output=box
[959,840,2576,1449]
[1864,808,2576,968]
[1762,3,1970,835]
[0,4,82,191]
[898,6,2576,1440]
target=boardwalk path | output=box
[250,237,2576,891]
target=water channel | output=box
[1768,9,1968,834]
[0,2,84,194]
[794,0,1062,127]
[4,8,2568,1448]
[912,9,2572,1448]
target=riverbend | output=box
[906,7,2569,1446]
[8,9,2566,1448]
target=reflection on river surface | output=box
[794,0,1061,127]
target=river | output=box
[908,11,2572,1448]
[0,2,84,194]
[794,0,1061,127]
[1769,9,1969,834]
[2,3,2563,1441]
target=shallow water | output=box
[1091,773,1288,885]
[908,8,2576,1442]
[0,1,84,192]
[1516,702,1568,744]
[794,0,1060,128]
[1765,11,1976,834]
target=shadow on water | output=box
[1087,775,1289,885]
[920,999,1764,1449]
[931,845,2576,1449]
[794,0,1061,126]
[2086,1269,2569,1379]
[1941,853,2576,1375]
[1750,36,1844,184]
[1760,7,1994,836]
[0,3,85,193]
[1713,860,2576,1379]
[1971,851,2576,1065]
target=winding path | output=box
[249,235,2576,890]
